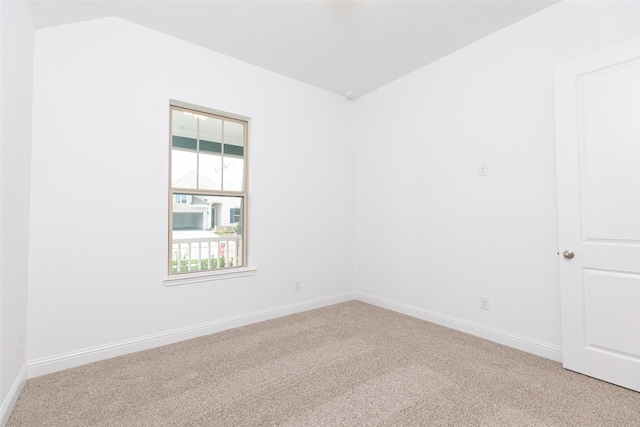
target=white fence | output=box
[172,236,240,273]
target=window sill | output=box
[164,266,257,287]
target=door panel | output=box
[555,37,640,392]
[581,60,640,242]
[583,269,640,357]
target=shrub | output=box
[172,253,233,273]
[214,225,238,236]
[200,257,220,270]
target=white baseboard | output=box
[27,290,562,379]
[28,292,354,378]
[0,363,27,427]
[355,291,562,362]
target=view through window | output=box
[169,105,247,275]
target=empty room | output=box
[1,0,639,425]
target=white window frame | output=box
[164,100,256,286]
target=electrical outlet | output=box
[480,296,490,310]
[294,280,301,291]
[478,163,488,176]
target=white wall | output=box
[0,0,34,420]
[28,17,354,374]
[353,1,639,358]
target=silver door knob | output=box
[563,250,575,259]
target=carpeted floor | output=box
[8,301,640,426]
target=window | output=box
[169,104,248,277]
[230,208,241,223]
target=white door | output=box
[554,37,640,392]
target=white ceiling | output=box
[26,0,559,99]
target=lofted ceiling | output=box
[26,0,559,99]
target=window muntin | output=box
[169,105,247,275]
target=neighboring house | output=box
[172,194,209,230]
[172,171,241,231]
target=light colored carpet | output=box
[8,301,640,426]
